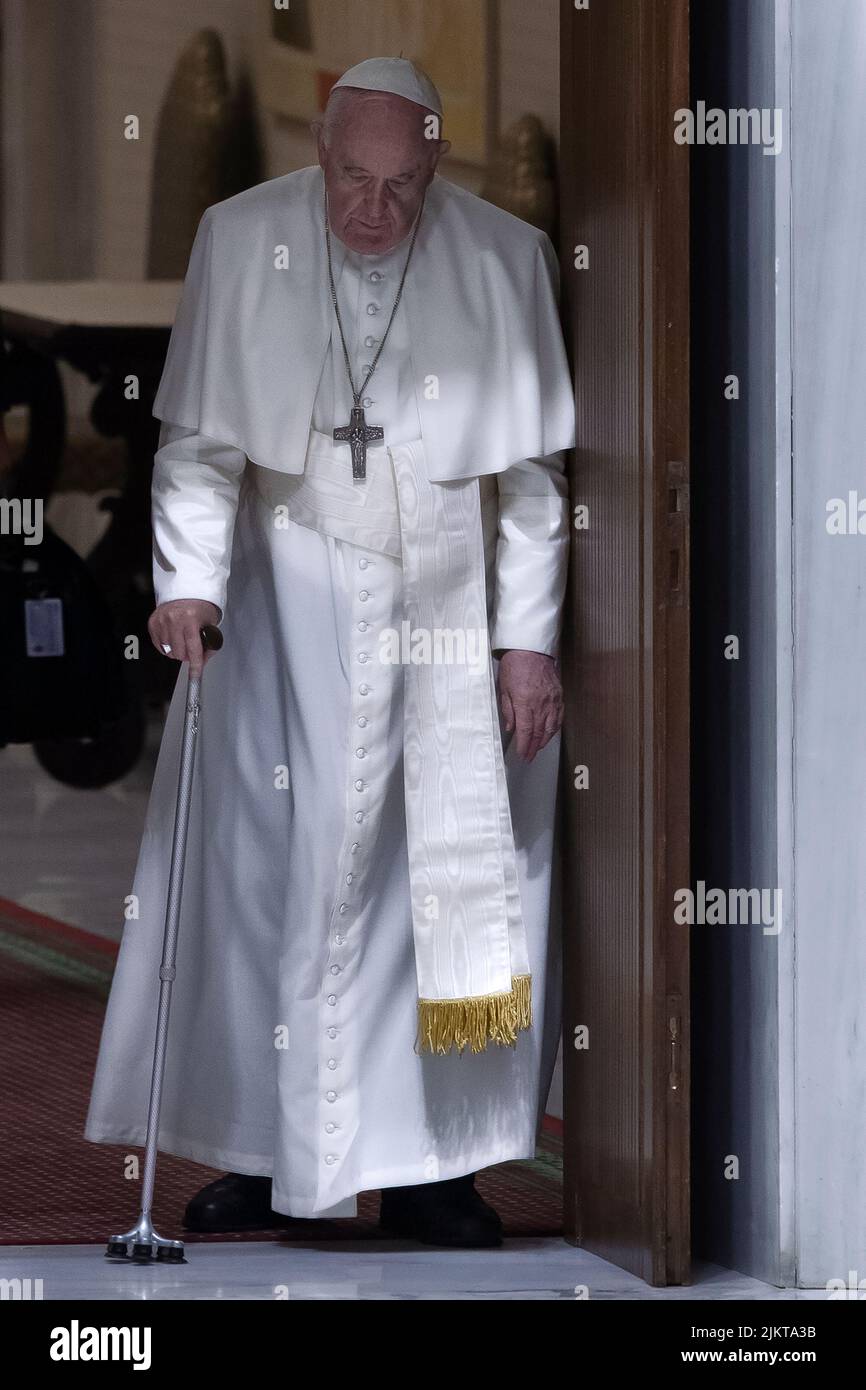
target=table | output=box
[0,280,181,595]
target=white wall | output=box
[700,0,866,1289]
[0,0,97,277]
[88,0,250,280]
[787,0,866,1288]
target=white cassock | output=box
[85,167,574,1217]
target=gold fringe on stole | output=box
[414,974,532,1055]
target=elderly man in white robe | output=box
[85,58,574,1248]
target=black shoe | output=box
[183,1172,289,1233]
[378,1172,503,1248]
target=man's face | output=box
[317,92,448,255]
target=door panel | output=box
[558,0,690,1286]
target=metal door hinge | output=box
[666,460,689,606]
[668,1014,681,1091]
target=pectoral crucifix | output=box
[333,405,384,482]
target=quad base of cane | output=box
[106,1214,186,1264]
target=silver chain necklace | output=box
[324,189,425,480]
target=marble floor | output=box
[0,1241,830,1301]
[1,733,159,941]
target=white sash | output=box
[277,430,531,1055]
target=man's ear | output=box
[437,139,452,161]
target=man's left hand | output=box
[497,649,564,763]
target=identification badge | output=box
[24,598,65,657]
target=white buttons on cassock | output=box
[364,335,376,349]
[369,270,383,282]
[318,528,398,1196]
[367,303,379,315]
[362,396,373,408]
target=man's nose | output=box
[365,182,390,221]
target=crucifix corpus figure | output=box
[333,405,384,480]
[85,57,576,1249]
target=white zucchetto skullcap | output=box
[331,57,443,117]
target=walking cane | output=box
[105,623,223,1264]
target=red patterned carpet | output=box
[0,897,562,1245]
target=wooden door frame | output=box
[558,0,691,1286]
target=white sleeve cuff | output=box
[490,452,570,657]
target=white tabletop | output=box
[0,281,182,333]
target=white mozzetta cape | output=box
[152,165,575,479]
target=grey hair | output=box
[317,85,442,148]
[319,87,365,146]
